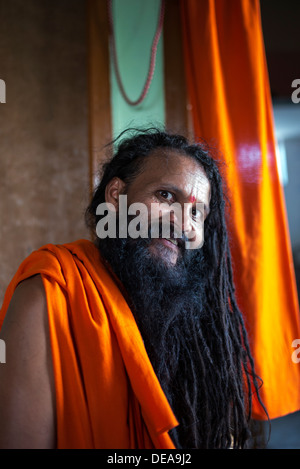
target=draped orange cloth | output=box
[0,239,178,448]
[181,0,300,419]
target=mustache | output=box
[148,221,189,250]
[123,215,190,253]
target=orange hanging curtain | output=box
[180,0,300,420]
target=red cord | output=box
[107,0,165,106]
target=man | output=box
[0,128,267,449]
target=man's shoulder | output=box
[35,238,96,260]
[17,273,44,294]
[14,239,98,286]
[0,274,56,449]
[8,274,46,319]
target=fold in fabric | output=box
[0,239,178,448]
[181,0,300,419]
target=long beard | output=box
[100,234,205,354]
[96,229,251,448]
[96,229,213,444]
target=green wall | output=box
[110,0,165,139]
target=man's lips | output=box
[153,238,180,251]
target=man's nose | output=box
[182,204,194,236]
[168,203,193,238]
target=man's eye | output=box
[159,190,173,201]
[192,207,203,219]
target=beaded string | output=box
[107,0,165,106]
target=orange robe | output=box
[0,239,178,449]
[181,0,300,419]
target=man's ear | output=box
[105,177,126,210]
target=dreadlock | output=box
[86,127,268,449]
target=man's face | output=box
[120,149,211,265]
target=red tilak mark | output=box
[189,196,196,203]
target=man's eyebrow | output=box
[157,183,210,217]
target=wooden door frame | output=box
[86,0,192,192]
